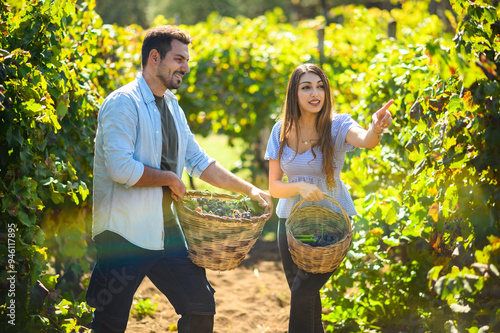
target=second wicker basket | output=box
[286,195,353,274]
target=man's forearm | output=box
[133,165,186,199]
[201,161,272,209]
[133,165,177,187]
[199,161,255,195]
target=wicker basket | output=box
[173,190,272,271]
[286,195,353,274]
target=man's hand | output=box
[134,166,186,201]
[169,175,186,201]
[248,187,273,212]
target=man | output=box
[86,25,272,333]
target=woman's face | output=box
[297,72,325,115]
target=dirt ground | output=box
[126,234,292,333]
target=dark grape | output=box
[296,232,343,247]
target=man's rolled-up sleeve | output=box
[183,129,215,178]
[99,93,145,188]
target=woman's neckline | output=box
[284,143,315,156]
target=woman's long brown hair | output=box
[277,63,336,189]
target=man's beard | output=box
[157,70,181,90]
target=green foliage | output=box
[322,0,500,331]
[0,0,96,330]
[94,0,148,27]
[147,0,291,26]
[29,276,93,333]
[131,295,159,319]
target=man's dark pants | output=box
[86,215,215,333]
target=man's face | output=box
[156,39,190,90]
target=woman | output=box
[265,63,393,333]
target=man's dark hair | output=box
[141,25,192,69]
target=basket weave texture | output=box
[174,190,272,271]
[286,195,353,274]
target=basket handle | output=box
[289,194,350,224]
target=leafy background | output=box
[0,0,499,332]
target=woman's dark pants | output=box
[278,218,335,333]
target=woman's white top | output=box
[265,114,362,218]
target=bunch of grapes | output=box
[295,232,343,247]
[184,196,262,218]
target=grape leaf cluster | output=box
[183,196,264,218]
[295,233,343,247]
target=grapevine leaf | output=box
[241,197,264,215]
